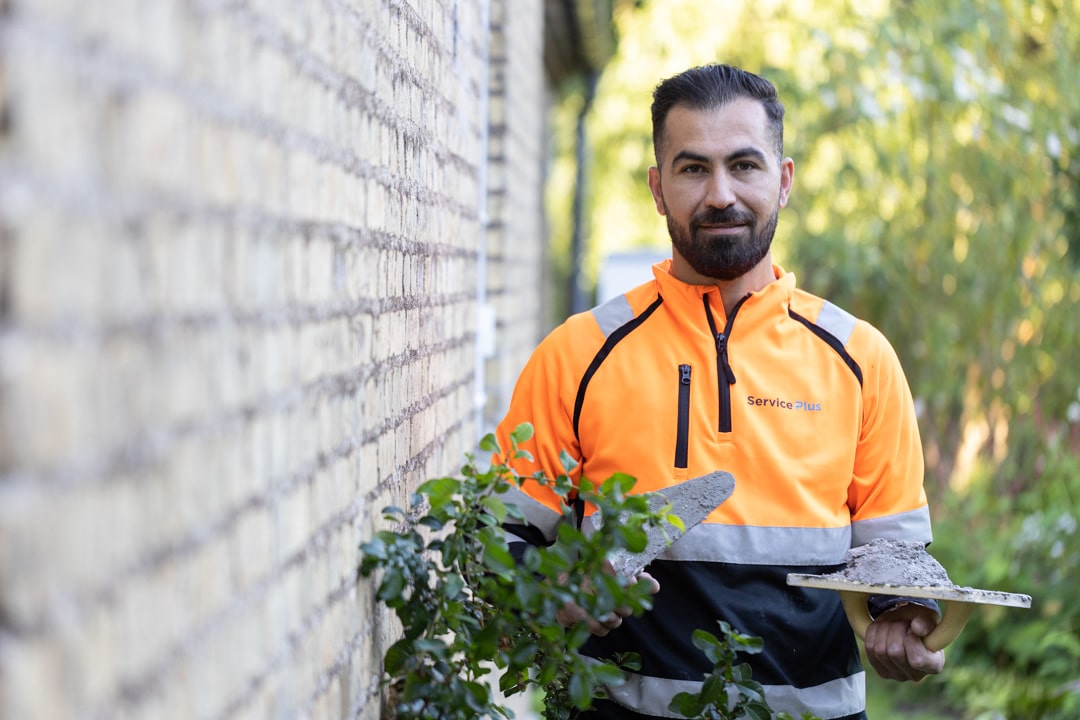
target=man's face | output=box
[648,99,794,284]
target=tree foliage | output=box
[547,0,1080,715]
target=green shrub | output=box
[359,423,813,719]
[928,428,1080,718]
[669,621,818,720]
[359,423,673,719]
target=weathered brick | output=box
[0,0,554,717]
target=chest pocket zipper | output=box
[675,364,692,469]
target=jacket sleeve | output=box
[847,323,933,547]
[847,324,939,618]
[493,320,591,550]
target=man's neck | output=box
[670,253,777,316]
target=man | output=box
[495,64,943,719]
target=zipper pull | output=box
[715,333,736,385]
[680,365,692,384]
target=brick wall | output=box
[0,1,551,718]
[482,0,549,430]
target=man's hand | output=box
[555,566,660,637]
[864,603,945,681]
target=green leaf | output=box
[399,602,431,641]
[359,535,387,561]
[418,476,459,505]
[479,433,500,453]
[558,450,578,473]
[480,495,508,524]
[536,658,558,686]
[482,538,516,576]
[614,651,642,672]
[553,472,576,496]
[509,640,539,666]
[669,692,704,717]
[510,422,534,445]
[381,505,407,520]
[385,639,413,675]
[607,472,638,495]
[443,573,465,599]
[700,674,725,705]
[522,546,542,572]
[590,661,627,687]
[472,620,505,660]
[743,702,772,720]
[378,568,406,602]
[666,512,686,533]
[514,579,540,607]
[568,670,593,709]
[503,501,527,522]
[617,524,649,553]
[414,637,447,654]
[733,633,765,654]
[691,628,723,652]
[734,675,764,700]
[499,667,525,695]
[418,515,444,531]
[463,680,490,712]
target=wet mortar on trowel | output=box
[829,538,954,587]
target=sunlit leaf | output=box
[665,512,686,533]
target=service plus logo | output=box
[746,395,822,412]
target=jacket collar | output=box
[650,258,796,322]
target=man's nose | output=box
[704,171,736,208]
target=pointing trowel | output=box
[605,470,735,578]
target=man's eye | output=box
[682,165,705,174]
[734,161,756,172]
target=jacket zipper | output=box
[675,364,692,468]
[703,294,749,433]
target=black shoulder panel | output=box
[572,295,664,441]
[788,308,864,386]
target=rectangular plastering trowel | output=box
[604,470,736,578]
[787,538,1032,652]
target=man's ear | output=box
[647,166,666,215]
[778,157,795,209]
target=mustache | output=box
[692,207,755,227]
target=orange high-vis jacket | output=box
[495,260,931,720]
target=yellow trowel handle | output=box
[839,591,974,652]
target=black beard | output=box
[666,204,778,281]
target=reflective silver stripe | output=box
[591,294,636,339]
[763,673,865,719]
[816,300,857,346]
[582,518,852,566]
[588,510,932,565]
[657,523,852,566]
[600,666,865,719]
[503,528,528,545]
[599,668,696,718]
[501,485,565,542]
[851,505,933,547]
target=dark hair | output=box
[651,64,785,164]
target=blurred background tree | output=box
[546,0,1080,716]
